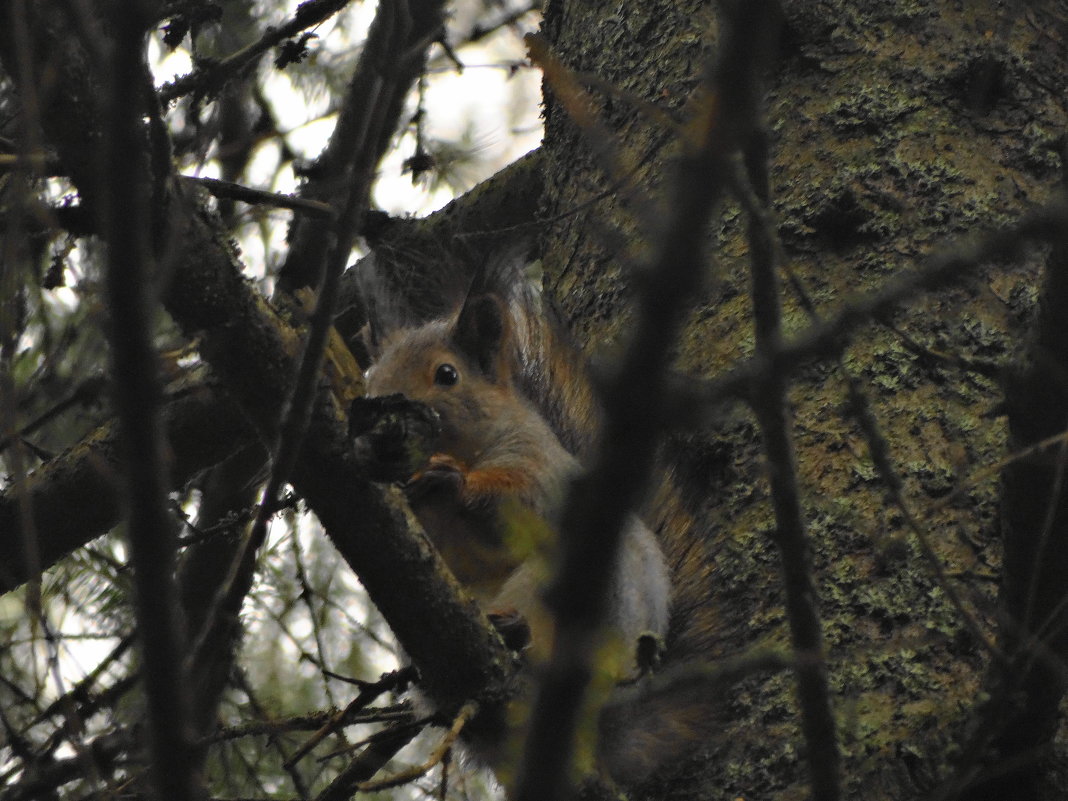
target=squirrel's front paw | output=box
[405,453,465,502]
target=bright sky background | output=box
[149,0,543,241]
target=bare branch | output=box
[99,2,200,797]
[284,667,416,769]
[515,4,781,800]
[183,176,337,219]
[313,725,421,801]
[356,701,477,792]
[962,173,1068,796]
[278,0,448,292]
[0,385,255,593]
[841,374,1004,660]
[739,59,841,801]
[183,0,452,731]
[0,11,509,793]
[0,730,128,801]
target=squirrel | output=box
[352,250,718,788]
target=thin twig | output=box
[524,33,660,239]
[882,320,1003,380]
[158,0,357,104]
[230,669,311,799]
[0,730,129,801]
[185,0,430,707]
[31,636,135,725]
[2,0,45,633]
[292,533,342,711]
[184,176,337,219]
[1022,438,1068,632]
[316,716,431,761]
[284,667,416,769]
[732,150,1005,663]
[313,724,422,801]
[278,0,445,292]
[929,427,1068,515]
[737,33,840,800]
[0,375,106,455]
[462,3,539,48]
[356,701,477,792]
[206,704,413,745]
[843,376,1003,661]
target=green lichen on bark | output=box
[537,0,1068,798]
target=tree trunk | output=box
[535,0,1068,798]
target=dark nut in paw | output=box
[349,394,441,482]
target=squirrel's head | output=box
[365,292,518,464]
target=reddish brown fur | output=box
[366,301,579,611]
[361,261,711,787]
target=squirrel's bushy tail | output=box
[485,253,722,663]
[494,254,726,782]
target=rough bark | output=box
[537,0,1068,799]
[973,214,1068,801]
[3,1,1068,799]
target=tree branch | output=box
[183,176,337,219]
[98,2,201,796]
[690,198,1068,411]
[335,147,545,343]
[515,4,781,800]
[962,175,1068,798]
[0,384,254,593]
[278,0,447,292]
[0,143,547,594]
[0,0,514,730]
[739,45,841,801]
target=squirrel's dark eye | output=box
[434,363,459,386]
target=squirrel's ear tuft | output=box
[453,293,511,381]
[470,240,536,298]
